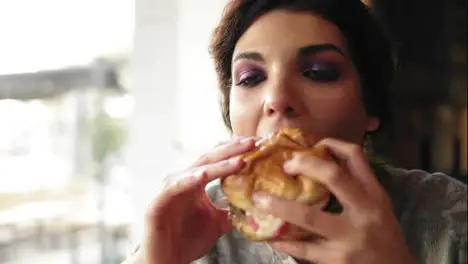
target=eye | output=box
[302,62,341,82]
[235,71,266,87]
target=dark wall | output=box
[371,0,467,181]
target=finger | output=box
[171,157,245,194]
[254,136,268,147]
[154,157,245,214]
[316,138,383,193]
[268,240,329,263]
[215,208,233,233]
[192,137,256,167]
[213,135,252,148]
[284,153,366,210]
[199,195,233,233]
[252,192,344,237]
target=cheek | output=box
[305,84,369,140]
[313,89,366,118]
[229,88,262,136]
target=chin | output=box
[221,128,331,241]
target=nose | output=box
[263,79,301,118]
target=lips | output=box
[258,127,316,147]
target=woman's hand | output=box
[252,138,415,264]
[140,137,256,264]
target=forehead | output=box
[233,10,348,57]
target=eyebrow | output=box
[299,43,345,57]
[233,43,345,63]
[233,52,265,63]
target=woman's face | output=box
[229,10,379,145]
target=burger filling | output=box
[245,211,289,239]
[244,212,288,239]
[229,204,289,239]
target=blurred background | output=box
[0,0,465,263]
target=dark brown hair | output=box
[209,0,395,135]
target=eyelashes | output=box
[301,61,341,82]
[234,62,342,88]
[235,70,266,87]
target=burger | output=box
[221,128,331,241]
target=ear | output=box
[365,117,380,132]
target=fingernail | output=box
[229,157,242,164]
[252,193,271,209]
[255,137,267,147]
[240,137,254,144]
[219,157,239,166]
[194,169,206,179]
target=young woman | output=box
[126,1,467,263]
